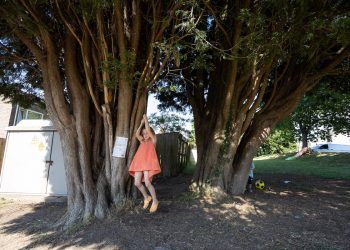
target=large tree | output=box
[0,0,185,227]
[155,1,350,194]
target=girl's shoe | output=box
[143,196,152,209]
[149,200,159,213]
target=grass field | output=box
[254,153,350,180]
[183,153,350,180]
[0,197,12,208]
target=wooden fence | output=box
[156,132,190,177]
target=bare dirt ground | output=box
[0,173,349,250]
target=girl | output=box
[129,114,161,212]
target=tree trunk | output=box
[49,89,147,227]
[58,127,88,225]
[228,119,275,194]
[301,130,309,148]
[14,17,150,228]
[189,66,307,195]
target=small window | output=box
[319,144,329,149]
[15,107,44,125]
[20,108,26,119]
[26,110,44,119]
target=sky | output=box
[146,94,160,116]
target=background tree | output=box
[148,112,191,134]
[0,0,186,227]
[148,112,196,147]
[291,67,350,148]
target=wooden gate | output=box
[155,132,190,177]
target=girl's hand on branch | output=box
[138,116,145,128]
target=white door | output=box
[0,131,53,194]
[46,132,67,195]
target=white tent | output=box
[0,120,67,196]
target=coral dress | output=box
[129,139,161,182]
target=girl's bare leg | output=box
[143,171,158,201]
[143,171,159,212]
[134,171,149,199]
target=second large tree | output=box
[156,0,350,194]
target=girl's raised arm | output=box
[143,114,157,144]
[135,118,145,142]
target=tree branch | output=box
[131,0,141,57]
[306,46,350,86]
[81,31,103,116]
[12,29,46,67]
[55,0,82,46]
[202,0,231,46]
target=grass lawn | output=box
[0,197,13,208]
[254,153,350,180]
[183,153,350,180]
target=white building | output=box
[0,120,67,196]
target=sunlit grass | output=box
[254,153,350,180]
[0,197,13,208]
[254,154,289,160]
[183,153,350,180]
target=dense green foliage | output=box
[257,118,297,156]
[0,38,44,108]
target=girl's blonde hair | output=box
[142,126,156,136]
